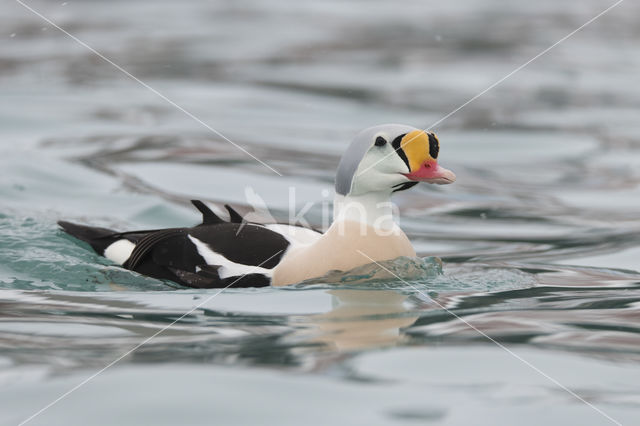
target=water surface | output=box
[1,0,640,425]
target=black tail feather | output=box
[58,221,120,254]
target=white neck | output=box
[332,191,397,230]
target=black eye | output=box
[375,136,387,147]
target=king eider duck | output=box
[59,124,456,288]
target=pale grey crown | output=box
[335,124,417,195]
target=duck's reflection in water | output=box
[309,289,420,351]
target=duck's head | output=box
[335,124,456,197]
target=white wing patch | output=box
[188,235,272,279]
[104,239,136,265]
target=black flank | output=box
[189,223,287,269]
[123,228,188,269]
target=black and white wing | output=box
[123,221,290,288]
[60,200,321,288]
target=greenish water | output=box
[2,0,640,425]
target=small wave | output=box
[292,257,538,293]
[0,214,171,292]
[295,256,443,288]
